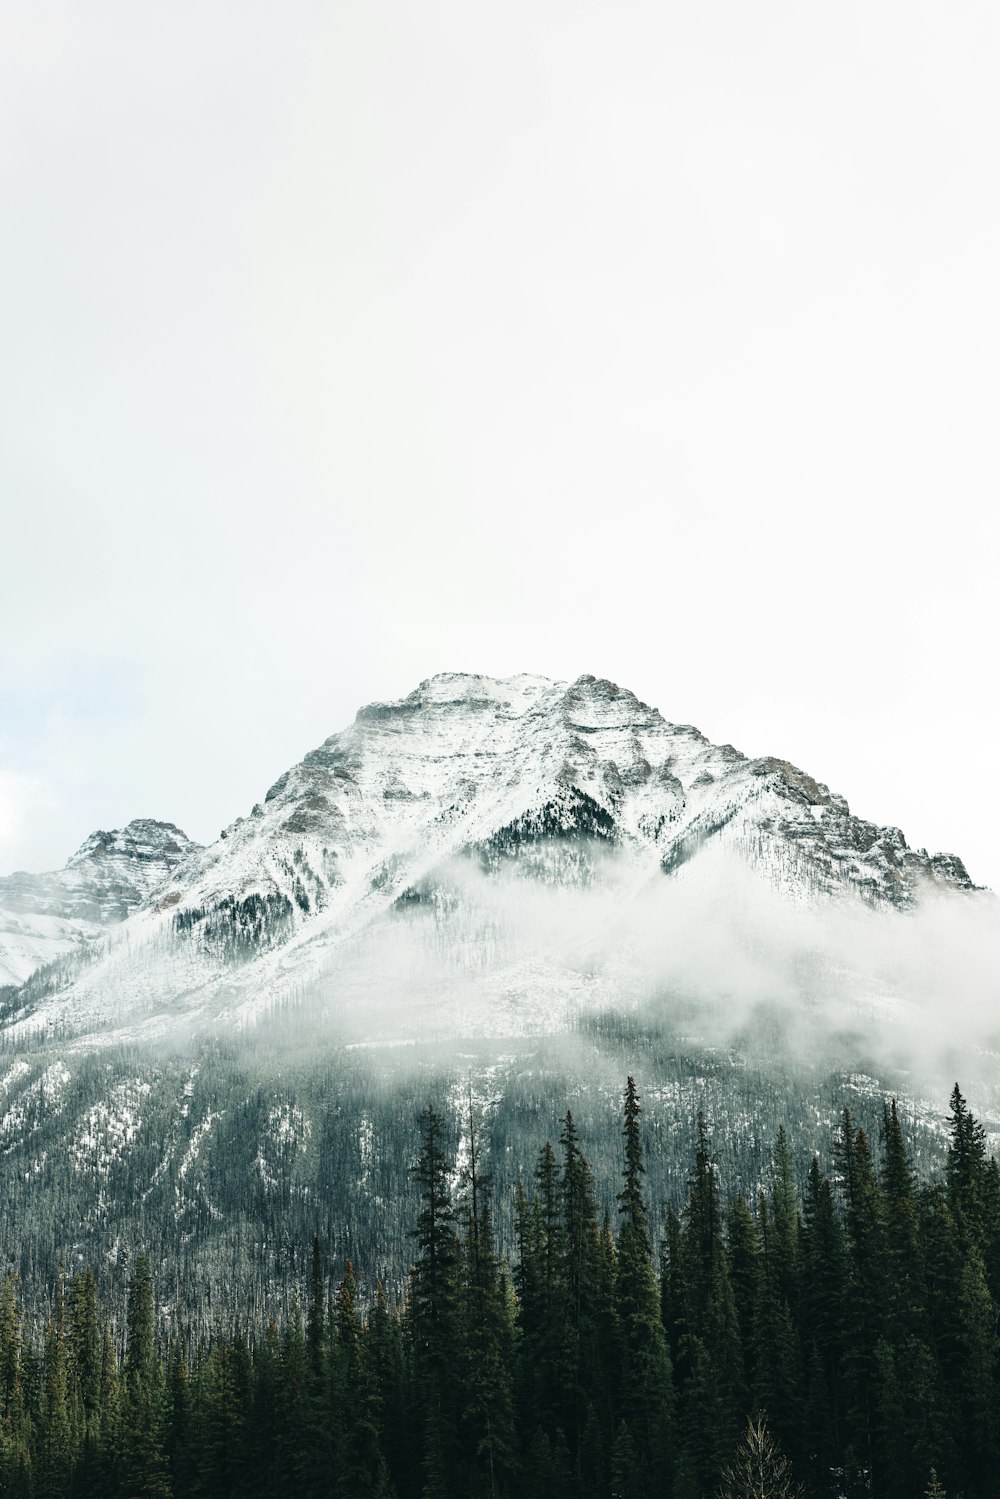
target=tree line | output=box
[1,1079,998,1498]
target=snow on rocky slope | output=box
[0,674,984,1043]
[0,819,199,986]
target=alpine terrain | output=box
[1,673,997,1305]
[0,819,199,988]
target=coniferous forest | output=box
[2,1080,999,1499]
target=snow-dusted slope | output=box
[0,819,199,986]
[1,674,982,1041]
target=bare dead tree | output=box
[717,1414,804,1499]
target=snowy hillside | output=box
[1,672,997,1308]
[0,819,199,987]
[1,673,987,1047]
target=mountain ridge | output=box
[0,672,981,1045]
[0,817,199,988]
[1,673,996,1316]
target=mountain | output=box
[1,672,980,1043]
[1,673,996,1310]
[0,818,199,988]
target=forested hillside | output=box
[2,1080,997,1498]
[1,1016,968,1319]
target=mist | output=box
[262,842,1000,1104]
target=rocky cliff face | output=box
[0,673,982,1041]
[0,819,198,986]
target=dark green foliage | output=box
[173,891,295,962]
[614,1078,673,1478]
[3,1081,1000,1498]
[409,1105,462,1498]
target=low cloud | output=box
[286,843,1000,1101]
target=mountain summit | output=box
[1,673,980,1042]
[1,675,996,1311]
[0,818,198,987]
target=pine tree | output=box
[752,1193,804,1473]
[36,1277,72,1499]
[125,1252,156,1395]
[726,1195,760,1386]
[0,1275,31,1499]
[800,1153,847,1473]
[67,1266,103,1495]
[770,1127,800,1311]
[953,1246,999,1494]
[194,1336,251,1499]
[676,1116,745,1490]
[0,1273,23,1422]
[917,1182,963,1470]
[458,1101,518,1497]
[880,1101,924,1344]
[279,1293,329,1497]
[530,1140,571,1434]
[410,1104,462,1499]
[609,1418,641,1499]
[334,1259,389,1498]
[97,1320,121,1489]
[306,1235,327,1378]
[834,1112,885,1481]
[121,1252,170,1498]
[164,1341,194,1499]
[614,1077,673,1487]
[559,1109,601,1457]
[945,1084,988,1250]
[367,1281,412,1496]
[68,1267,101,1437]
[245,1318,283,1499]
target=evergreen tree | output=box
[68,1267,101,1445]
[36,1278,72,1499]
[125,1252,156,1395]
[333,1259,389,1498]
[945,1084,988,1250]
[753,1194,804,1473]
[559,1109,601,1457]
[726,1195,760,1386]
[458,1101,518,1497]
[121,1253,170,1499]
[834,1112,885,1483]
[614,1077,673,1488]
[367,1281,412,1497]
[953,1246,999,1494]
[880,1101,924,1345]
[409,1105,462,1499]
[8,1078,1000,1499]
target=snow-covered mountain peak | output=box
[404,670,560,713]
[0,818,198,989]
[2,672,984,1042]
[66,819,196,871]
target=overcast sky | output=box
[1,0,997,889]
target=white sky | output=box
[1,1,997,889]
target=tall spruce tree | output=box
[458,1101,518,1498]
[945,1084,988,1250]
[615,1077,674,1489]
[410,1105,462,1499]
[122,1252,169,1498]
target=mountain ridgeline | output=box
[0,672,997,1319]
[0,673,983,1042]
[0,820,198,989]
